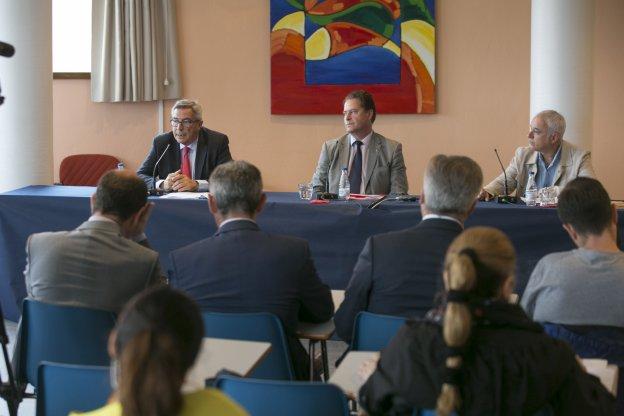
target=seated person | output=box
[137,99,232,192]
[334,155,482,343]
[311,90,408,195]
[521,177,624,327]
[24,170,162,313]
[479,109,595,200]
[169,160,334,380]
[73,286,247,416]
[359,227,614,415]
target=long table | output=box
[2,185,621,321]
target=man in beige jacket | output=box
[479,110,595,200]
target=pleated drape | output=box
[91,0,181,102]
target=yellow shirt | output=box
[70,388,248,416]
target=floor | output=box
[0,319,348,415]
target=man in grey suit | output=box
[24,170,163,313]
[311,90,408,195]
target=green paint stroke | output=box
[285,0,304,10]
[401,0,435,26]
[307,2,395,39]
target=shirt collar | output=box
[219,217,256,229]
[349,131,373,146]
[538,144,562,169]
[179,139,198,151]
[422,214,464,228]
[88,214,117,224]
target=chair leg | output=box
[321,340,329,382]
[308,340,316,381]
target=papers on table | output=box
[159,192,208,200]
[348,193,384,200]
[330,351,380,400]
[582,358,619,395]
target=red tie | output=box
[181,146,191,178]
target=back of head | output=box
[436,227,516,416]
[209,160,263,216]
[423,155,483,217]
[115,286,203,416]
[93,171,147,221]
[558,177,612,237]
[535,109,566,139]
[343,90,376,123]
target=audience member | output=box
[169,160,333,380]
[479,110,595,200]
[137,99,232,192]
[521,177,624,326]
[24,170,162,313]
[73,286,247,416]
[311,90,408,195]
[359,227,614,415]
[334,155,482,342]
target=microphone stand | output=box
[0,304,20,416]
[494,149,517,204]
[148,143,171,196]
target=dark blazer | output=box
[168,220,334,380]
[137,127,232,189]
[334,218,463,342]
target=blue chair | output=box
[216,375,349,416]
[36,362,111,416]
[16,299,116,389]
[351,311,406,351]
[201,311,295,380]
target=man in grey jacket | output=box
[480,110,595,200]
[311,90,408,195]
[24,170,163,313]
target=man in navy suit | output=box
[169,160,334,380]
[334,155,483,342]
[137,99,232,192]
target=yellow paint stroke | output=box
[272,11,305,36]
[383,40,400,57]
[305,27,331,60]
[401,20,435,83]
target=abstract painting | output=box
[270,0,436,114]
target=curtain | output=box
[91,0,181,102]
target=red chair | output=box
[59,154,120,186]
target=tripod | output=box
[0,304,20,416]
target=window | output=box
[53,0,91,78]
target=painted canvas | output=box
[270,0,436,114]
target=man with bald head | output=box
[24,170,163,312]
[479,110,595,200]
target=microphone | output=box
[148,143,171,196]
[0,42,15,58]
[494,148,517,204]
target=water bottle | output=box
[117,162,125,170]
[338,167,350,200]
[525,171,537,206]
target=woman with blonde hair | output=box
[73,286,247,416]
[359,227,614,415]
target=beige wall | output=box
[52,0,624,197]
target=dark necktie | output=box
[349,140,363,193]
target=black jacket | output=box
[359,302,615,415]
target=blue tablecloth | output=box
[2,186,619,321]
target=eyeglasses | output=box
[170,118,198,127]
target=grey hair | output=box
[423,155,483,216]
[209,161,263,216]
[535,110,566,140]
[171,99,203,120]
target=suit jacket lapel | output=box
[170,136,181,173]
[194,129,209,179]
[363,133,380,192]
[552,142,570,186]
[336,135,351,172]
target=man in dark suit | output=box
[137,99,232,192]
[334,155,483,342]
[169,160,334,380]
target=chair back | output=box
[17,299,116,387]
[59,154,120,186]
[216,375,349,416]
[36,362,111,416]
[201,311,295,380]
[351,311,406,351]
